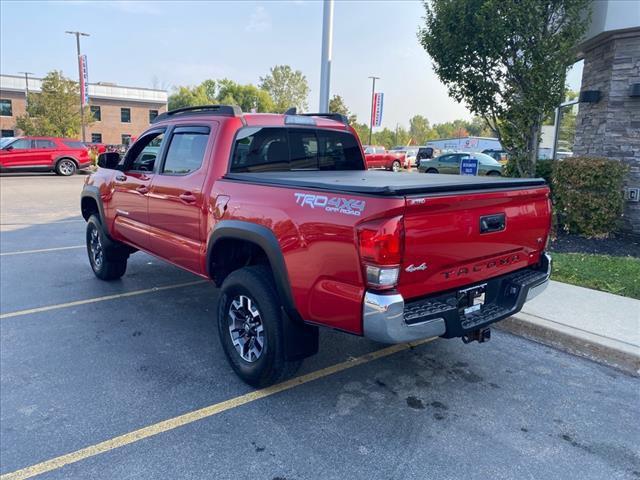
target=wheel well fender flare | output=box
[208,220,318,360]
[207,220,296,317]
[81,186,106,224]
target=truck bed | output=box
[223,170,546,196]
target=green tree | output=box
[168,79,274,113]
[418,0,590,176]
[329,94,358,124]
[466,116,493,137]
[259,65,310,113]
[409,115,432,144]
[216,79,274,112]
[168,83,213,110]
[16,70,93,137]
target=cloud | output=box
[245,5,271,33]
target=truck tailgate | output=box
[398,186,551,301]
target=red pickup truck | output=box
[81,105,552,387]
[363,145,406,172]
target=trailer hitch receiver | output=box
[462,327,491,344]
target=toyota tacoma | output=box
[81,105,552,387]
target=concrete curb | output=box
[497,312,640,377]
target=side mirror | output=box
[97,152,121,169]
[3,145,14,151]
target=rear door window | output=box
[161,126,210,175]
[230,127,364,172]
[35,140,55,149]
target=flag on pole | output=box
[371,92,384,127]
[79,54,89,106]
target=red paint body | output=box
[0,136,91,171]
[363,145,406,170]
[85,113,551,336]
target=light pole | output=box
[18,71,34,108]
[66,30,90,142]
[368,76,380,145]
[319,0,334,113]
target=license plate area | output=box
[458,283,487,315]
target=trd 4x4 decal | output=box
[294,193,366,216]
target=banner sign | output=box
[460,157,479,176]
[79,54,89,106]
[371,92,384,127]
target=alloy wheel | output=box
[59,160,75,176]
[89,225,103,268]
[228,294,265,362]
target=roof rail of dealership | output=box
[0,74,167,104]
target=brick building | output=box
[0,74,167,145]
[573,0,640,235]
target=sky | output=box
[0,0,584,130]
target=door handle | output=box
[115,174,127,182]
[480,214,506,234]
[179,192,197,203]
[136,185,149,195]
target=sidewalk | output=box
[499,280,640,376]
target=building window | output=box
[149,109,158,123]
[90,105,101,121]
[121,134,131,146]
[0,99,12,117]
[1,129,14,137]
[121,108,131,123]
[91,133,103,143]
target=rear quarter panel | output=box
[211,180,405,334]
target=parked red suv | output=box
[0,136,91,176]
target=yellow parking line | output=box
[0,245,85,256]
[0,337,437,480]
[0,280,207,320]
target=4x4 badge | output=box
[405,263,428,272]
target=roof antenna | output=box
[284,107,297,115]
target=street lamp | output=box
[368,76,380,145]
[65,30,90,142]
[18,71,34,108]
[319,0,334,113]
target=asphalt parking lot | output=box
[1,173,639,480]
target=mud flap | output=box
[281,307,319,361]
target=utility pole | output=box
[18,71,34,108]
[319,0,334,113]
[66,30,90,142]
[368,76,379,145]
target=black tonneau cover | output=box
[223,171,546,196]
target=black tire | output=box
[86,215,128,280]
[487,170,501,176]
[391,160,401,172]
[55,158,77,176]
[426,168,438,174]
[217,265,301,387]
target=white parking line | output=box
[0,280,208,320]
[0,245,85,256]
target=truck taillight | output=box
[358,216,404,289]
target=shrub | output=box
[535,159,554,185]
[552,156,627,238]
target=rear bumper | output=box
[363,252,551,344]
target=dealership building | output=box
[0,74,167,145]
[573,0,640,235]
